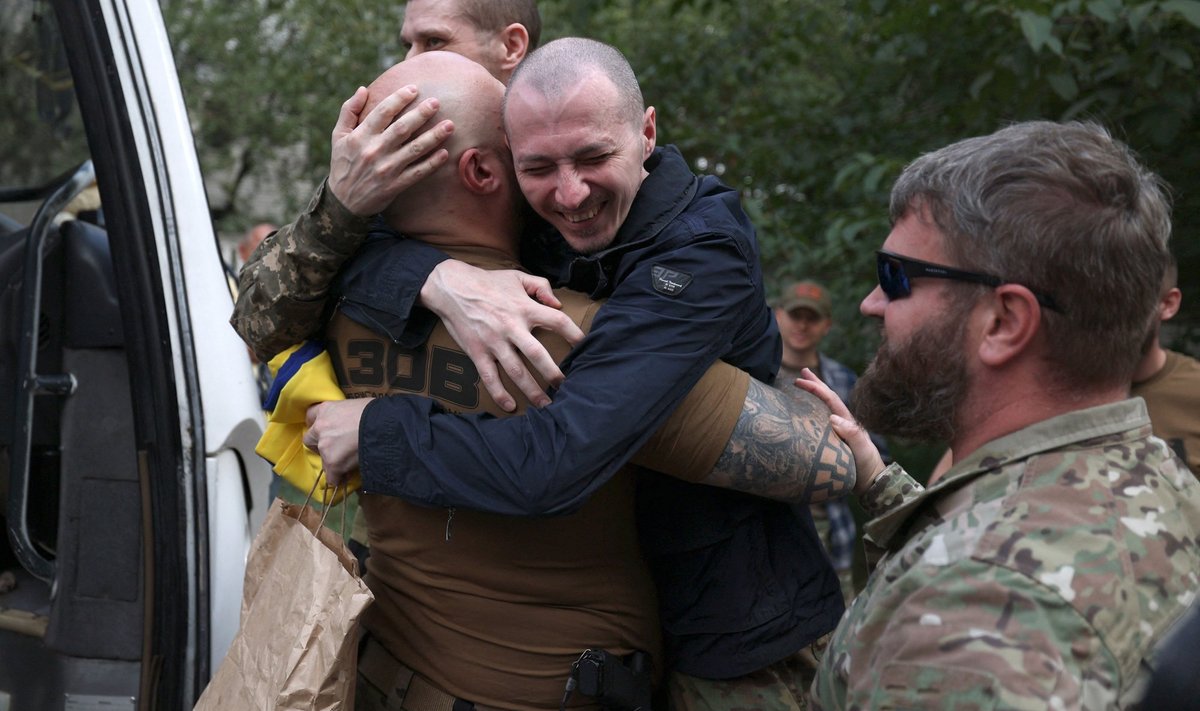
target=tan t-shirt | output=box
[324,245,748,709]
[1131,349,1200,477]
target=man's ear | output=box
[496,23,530,75]
[1160,287,1183,321]
[976,284,1042,368]
[642,106,657,160]
[459,148,500,194]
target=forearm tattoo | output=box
[704,379,856,503]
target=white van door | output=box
[0,0,273,708]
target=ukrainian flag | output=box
[256,341,361,504]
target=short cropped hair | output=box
[458,0,542,49]
[890,120,1172,390]
[503,37,644,128]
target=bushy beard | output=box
[851,314,971,444]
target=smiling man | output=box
[296,38,846,709]
[234,35,847,708]
[502,49,653,254]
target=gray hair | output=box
[502,37,644,128]
[890,120,1172,390]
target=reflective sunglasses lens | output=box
[877,254,909,299]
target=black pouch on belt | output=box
[561,649,653,711]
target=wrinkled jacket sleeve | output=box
[230,180,447,362]
[359,232,772,516]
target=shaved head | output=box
[366,51,507,178]
[364,51,524,246]
[504,37,645,130]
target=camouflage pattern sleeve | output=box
[859,462,923,519]
[230,180,372,362]
[811,559,1118,710]
[813,403,1200,710]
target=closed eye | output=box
[519,164,554,176]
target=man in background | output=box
[238,222,276,266]
[1131,255,1200,477]
[774,279,889,601]
[232,0,568,378]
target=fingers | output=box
[792,369,852,419]
[362,87,451,166]
[303,403,322,451]
[322,467,343,488]
[465,336,553,412]
[518,273,562,308]
[510,329,566,389]
[792,370,887,493]
[497,337,554,407]
[360,85,421,133]
[531,307,584,347]
[472,353,517,413]
[327,84,455,216]
[828,413,866,443]
[332,87,368,142]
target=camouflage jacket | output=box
[229,180,372,363]
[812,398,1200,710]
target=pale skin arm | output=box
[792,368,888,495]
[699,378,856,503]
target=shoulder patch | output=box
[651,265,693,296]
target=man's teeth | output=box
[565,207,599,223]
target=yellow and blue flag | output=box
[255,341,360,504]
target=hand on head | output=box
[327,83,454,216]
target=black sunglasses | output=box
[876,250,1060,312]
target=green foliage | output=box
[0,4,91,189]
[161,0,1200,361]
[161,0,406,229]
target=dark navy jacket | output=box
[340,146,842,678]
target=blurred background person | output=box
[774,279,889,601]
[1131,254,1199,477]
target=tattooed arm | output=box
[701,379,855,503]
[632,368,856,504]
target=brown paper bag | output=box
[195,497,374,710]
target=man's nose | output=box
[555,170,588,209]
[861,286,887,318]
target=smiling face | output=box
[776,307,832,358]
[504,70,656,254]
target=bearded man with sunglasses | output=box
[797,121,1200,709]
